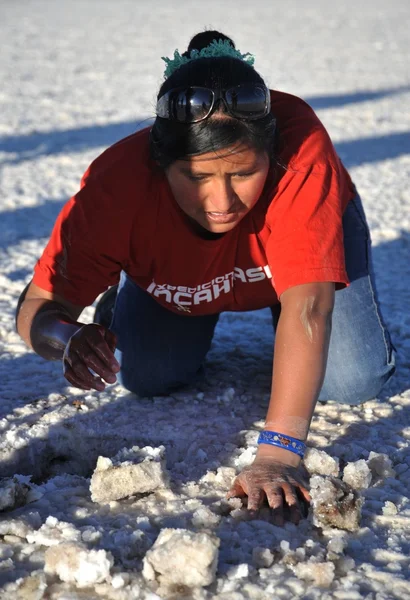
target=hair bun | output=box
[186,31,235,54]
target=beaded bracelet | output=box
[257,431,306,458]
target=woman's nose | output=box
[208,179,236,211]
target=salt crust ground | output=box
[1,0,410,598]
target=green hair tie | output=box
[161,39,255,79]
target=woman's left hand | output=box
[226,456,311,525]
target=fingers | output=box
[298,486,311,503]
[64,365,103,391]
[226,479,247,499]
[63,324,121,391]
[247,488,265,511]
[87,326,120,372]
[104,329,117,356]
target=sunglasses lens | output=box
[172,87,214,122]
[225,84,269,119]
[157,84,270,122]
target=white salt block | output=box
[310,475,363,531]
[26,516,81,547]
[294,560,335,587]
[142,528,219,588]
[0,476,31,511]
[90,445,169,503]
[44,542,113,587]
[304,448,339,477]
[367,452,396,480]
[343,460,372,490]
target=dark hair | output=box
[150,31,277,168]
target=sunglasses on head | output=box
[156,83,271,123]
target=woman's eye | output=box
[236,171,256,178]
[188,174,206,181]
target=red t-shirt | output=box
[33,90,355,316]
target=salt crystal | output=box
[0,545,13,560]
[44,542,113,587]
[222,387,235,402]
[12,571,47,599]
[327,535,347,555]
[367,452,396,480]
[304,448,339,477]
[343,460,372,490]
[0,476,30,511]
[382,501,398,515]
[294,560,335,587]
[111,572,130,589]
[90,445,169,503]
[0,558,14,572]
[191,506,221,528]
[142,528,219,588]
[310,476,363,531]
[226,563,250,580]
[233,447,255,470]
[81,527,102,544]
[252,547,274,568]
[26,516,81,546]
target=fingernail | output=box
[110,361,120,372]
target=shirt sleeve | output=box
[265,160,350,300]
[32,175,130,306]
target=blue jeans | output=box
[110,192,396,403]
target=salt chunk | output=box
[0,545,13,560]
[26,516,81,546]
[142,528,219,588]
[335,556,355,575]
[252,547,274,568]
[226,563,249,580]
[0,476,30,511]
[81,526,102,544]
[0,558,14,572]
[233,447,255,470]
[310,476,363,531]
[304,448,339,477]
[343,460,372,490]
[44,542,113,587]
[382,501,398,516]
[327,536,347,556]
[294,560,335,587]
[222,387,235,402]
[111,572,130,589]
[201,466,236,489]
[191,506,221,528]
[90,445,169,503]
[367,452,396,480]
[12,571,47,599]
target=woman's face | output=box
[166,145,270,234]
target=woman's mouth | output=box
[205,211,241,224]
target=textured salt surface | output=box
[1,0,410,598]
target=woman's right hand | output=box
[63,324,120,391]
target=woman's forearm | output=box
[16,284,84,361]
[257,284,334,465]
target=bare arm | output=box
[16,281,85,359]
[16,281,119,390]
[228,281,334,518]
[257,281,334,465]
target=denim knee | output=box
[320,356,396,405]
[115,350,201,397]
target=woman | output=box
[16,31,396,523]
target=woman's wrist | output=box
[255,443,301,467]
[30,304,83,360]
